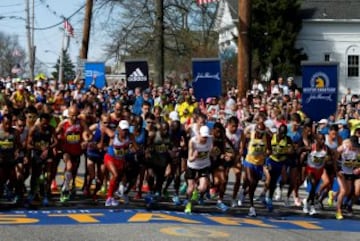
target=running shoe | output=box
[284,198,290,208]
[191,190,199,202]
[134,192,142,200]
[248,207,256,217]
[347,205,353,216]
[327,190,334,207]
[184,202,192,214]
[216,201,229,212]
[60,191,70,203]
[100,185,107,195]
[162,190,169,199]
[294,197,302,207]
[335,211,344,220]
[231,199,237,208]
[144,193,154,205]
[274,187,282,201]
[309,205,317,216]
[198,197,204,205]
[172,195,181,206]
[51,180,58,192]
[179,183,187,195]
[105,197,119,207]
[238,189,245,206]
[266,197,273,212]
[302,198,309,214]
[141,184,150,193]
[122,194,129,205]
[210,188,217,199]
[42,197,49,207]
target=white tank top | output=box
[325,135,338,150]
[307,144,327,169]
[340,148,357,175]
[226,128,242,151]
[187,136,212,170]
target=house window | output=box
[324,53,330,62]
[348,55,359,77]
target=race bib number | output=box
[114,147,127,158]
[66,134,80,144]
[155,144,168,153]
[0,140,14,149]
[197,151,208,160]
[313,156,324,165]
[343,160,354,168]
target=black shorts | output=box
[344,174,355,180]
[185,166,211,180]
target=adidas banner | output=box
[192,58,222,101]
[125,60,149,90]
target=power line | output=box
[32,3,86,31]
[0,2,25,8]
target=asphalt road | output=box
[0,157,359,240]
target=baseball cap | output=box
[119,120,129,130]
[318,119,328,125]
[199,125,210,137]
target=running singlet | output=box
[32,126,52,152]
[307,144,327,169]
[62,120,83,156]
[0,128,16,163]
[269,135,288,162]
[108,132,130,160]
[87,123,109,159]
[187,136,212,170]
[246,131,267,165]
[340,147,358,175]
[153,132,171,154]
[225,128,242,153]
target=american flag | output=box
[196,0,220,5]
[12,48,22,57]
[64,19,74,37]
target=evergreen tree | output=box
[52,50,75,83]
[251,0,307,78]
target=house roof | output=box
[225,0,360,20]
[300,0,360,19]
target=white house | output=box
[214,0,360,97]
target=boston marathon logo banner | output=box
[84,62,106,89]
[192,58,222,101]
[301,62,338,122]
[125,60,149,90]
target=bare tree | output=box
[0,32,26,77]
[98,0,219,81]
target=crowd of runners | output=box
[0,76,359,220]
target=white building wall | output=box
[296,20,360,97]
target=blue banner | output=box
[192,58,222,101]
[301,62,338,122]
[84,62,106,89]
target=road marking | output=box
[160,226,230,238]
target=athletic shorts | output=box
[306,166,324,181]
[104,153,124,171]
[243,160,263,180]
[185,166,211,180]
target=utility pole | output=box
[237,0,251,98]
[80,0,93,60]
[31,0,35,80]
[25,0,34,80]
[155,0,164,86]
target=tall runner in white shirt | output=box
[184,125,212,214]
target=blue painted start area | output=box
[0,209,359,232]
